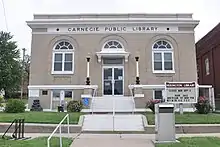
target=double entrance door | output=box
[103,66,124,96]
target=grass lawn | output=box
[0,112,81,124]
[146,112,220,125]
[156,137,220,147]
[0,136,72,147]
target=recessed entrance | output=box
[103,66,124,96]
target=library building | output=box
[26,13,201,110]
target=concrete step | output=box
[82,114,144,131]
[81,108,147,113]
[91,97,135,112]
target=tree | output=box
[0,31,22,98]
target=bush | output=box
[194,96,212,114]
[4,99,26,113]
[0,96,4,107]
[146,99,162,113]
[67,100,83,112]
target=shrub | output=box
[146,99,162,113]
[194,96,212,114]
[0,96,4,107]
[67,100,83,112]
[4,99,26,113]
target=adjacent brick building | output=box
[196,23,220,109]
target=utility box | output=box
[155,103,176,143]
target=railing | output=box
[112,98,115,131]
[47,114,70,147]
[129,87,136,114]
[91,89,96,115]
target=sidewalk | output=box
[70,133,220,147]
[2,133,220,147]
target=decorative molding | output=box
[32,31,195,35]
[96,50,130,62]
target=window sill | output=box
[51,71,74,75]
[153,70,175,74]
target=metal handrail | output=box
[112,98,115,131]
[91,88,97,115]
[129,87,135,114]
[47,114,70,147]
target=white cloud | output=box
[0,0,219,55]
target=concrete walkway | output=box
[70,133,220,147]
[71,134,155,147]
[2,133,220,147]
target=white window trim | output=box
[152,50,175,74]
[51,50,74,75]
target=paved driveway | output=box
[70,134,155,147]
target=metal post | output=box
[20,48,26,100]
[22,119,24,138]
[18,119,21,139]
[59,125,62,147]
[67,114,70,138]
[212,88,216,111]
[15,119,18,139]
[112,99,115,131]
[47,139,50,147]
[179,103,183,114]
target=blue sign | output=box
[82,98,89,106]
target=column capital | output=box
[86,56,90,62]
[135,56,139,61]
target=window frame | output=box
[51,41,74,75]
[152,40,175,73]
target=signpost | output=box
[164,82,198,114]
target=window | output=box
[205,58,210,75]
[153,90,163,99]
[103,40,123,49]
[52,90,74,101]
[42,90,48,95]
[152,40,174,73]
[52,41,74,74]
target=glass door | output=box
[114,67,123,95]
[103,68,113,95]
[103,66,124,96]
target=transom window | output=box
[152,40,174,73]
[103,40,123,49]
[52,41,74,74]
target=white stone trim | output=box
[32,31,195,35]
[28,85,98,90]
[96,50,130,62]
[27,20,199,29]
[129,84,213,90]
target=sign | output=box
[29,90,39,97]
[165,82,198,103]
[47,25,178,34]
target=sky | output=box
[0,0,220,56]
